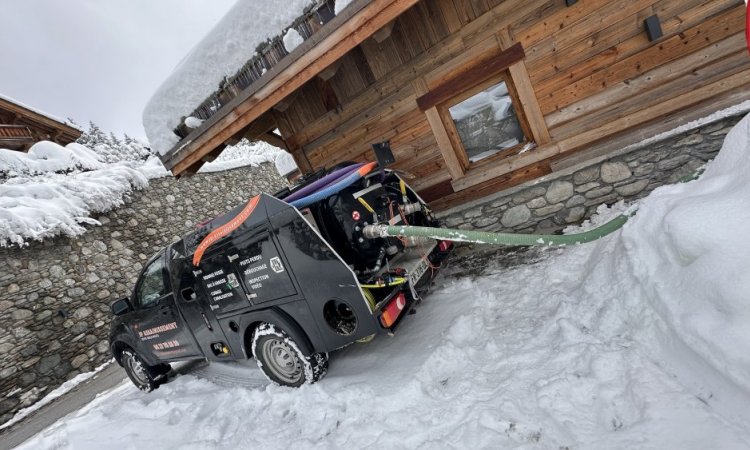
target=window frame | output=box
[440,72,533,169]
[416,41,550,192]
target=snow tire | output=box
[121,348,170,392]
[251,323,328,387]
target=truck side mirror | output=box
[111,297,133,316]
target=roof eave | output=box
[161,0,418,175]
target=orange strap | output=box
[192,195,261,266]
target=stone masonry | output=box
[0,163,287,425]
[438,114,743,234]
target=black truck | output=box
[109,163,452,390]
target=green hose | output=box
[363,211,634,247]
[361,167,703,248]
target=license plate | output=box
[409,257,429,287]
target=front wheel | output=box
[121,349,170,392]
[251,323,328,387]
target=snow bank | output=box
[0,141,104,177]
[621,112,750,393]
[0,154,169,247]
[198,139,284,174]
[143,0,313,155]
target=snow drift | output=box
[142,0,313,155]
[620,112,750,393]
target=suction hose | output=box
[362,210,635,247]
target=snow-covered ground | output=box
[14,114,750,448]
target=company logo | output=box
[269,256,284,273]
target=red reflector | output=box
[352,210,361,221]
[380,293,407,328]
[439,240,452,252]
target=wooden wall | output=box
[274,0,749,210]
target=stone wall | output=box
[0,164,287,425]
[438,115,742,233]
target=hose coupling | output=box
[362,224,392,239]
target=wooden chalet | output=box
[160,0,750,211]
[0,96,81,152]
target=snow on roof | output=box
[143,0,314,155]
[0,93,81,131]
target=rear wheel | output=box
[251,323,328,387]
[121,348,170,392]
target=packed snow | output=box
[0,142,104,177]
[197,139,289,174]
[0,129,170,248]
[184,116,204,129]
[143,0,313,155]
[15,113,750,448]
[283,28,304,53]
[0,155,168,247]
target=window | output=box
[416,42,550,191]
[136,257,167,309]
[447,80,525,163]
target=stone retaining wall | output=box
[0,164,287,425]
[437,115,742,233]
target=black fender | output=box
[236,307,317,358]
[110,326,144,366]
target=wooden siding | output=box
[270,0,748,210]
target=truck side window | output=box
[136,258,167,309]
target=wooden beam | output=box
[168,0,419,175]
[371,20,396,43]
[291,149,313,173]
[416,43,525,111]
[258,131,288,150]
[507,60,550,145]
[272,90,300,112]
[424,106,465,179]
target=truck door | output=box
[174,267,233,361]
[129,253,201,363]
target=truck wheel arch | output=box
[241,309,314,359]
[111,341,130,366]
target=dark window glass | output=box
[448,80,525,163]
[136,258,167,309]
